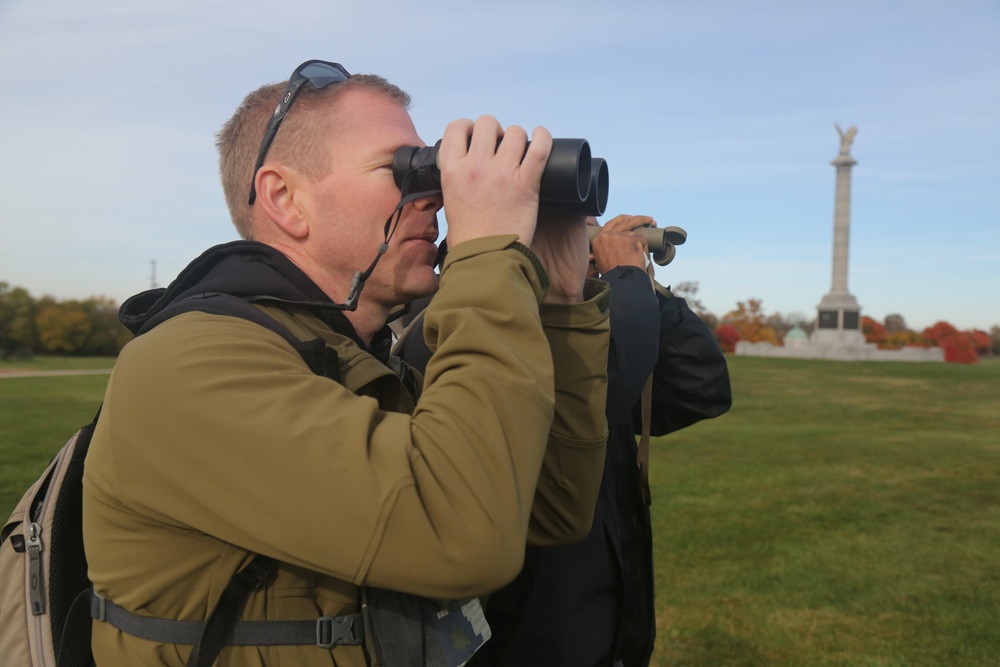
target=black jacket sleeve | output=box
[634,283,733,436]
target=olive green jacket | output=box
[83,236,610,666]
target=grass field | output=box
[0,368,112,516]
[650,356,1000,666]
[2,355,998,665]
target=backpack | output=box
[0,413,96,667]
[0,293,346,667]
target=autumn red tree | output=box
[715,325,741,354]
[922,320,978,364]
[922,321,958,341]
[862,316,888,347]
[940,337,977,364]
[970,330,993,357]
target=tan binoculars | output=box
[588,225,687,266]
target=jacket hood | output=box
[119,240,347,335]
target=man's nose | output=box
[412,192,444,214]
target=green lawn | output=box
[0,373,110,514]
[2,356,998,665]
[651,357,1000,666]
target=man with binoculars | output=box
[399,214,732,666]
[82,60,611,666]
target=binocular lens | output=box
[583,158,609,218]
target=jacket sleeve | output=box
[633,282,733,436]
[526,277,611,547]
[392,262,612,550]
[392,237,609,588]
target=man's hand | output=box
[589,214,655,276]
[437,116,553,248]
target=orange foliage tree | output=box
[722,299,779,345]
[713,298,996,363]
[862,316,888,347]
[883,330,930,350]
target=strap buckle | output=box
[91,592,108,622]
[316,614,360,648]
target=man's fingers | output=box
[603,214,656,232]
[519,126,552,186]
[438,118,475,166]
[467,115,505,159]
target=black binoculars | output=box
[588,225,688,266]
[393,138,609,216]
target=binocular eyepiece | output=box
[393,138,609,216]
[588,225,688,266]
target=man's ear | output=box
[255,165,310,240]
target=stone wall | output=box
[735,340,944,362]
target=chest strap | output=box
[89,592,362,649]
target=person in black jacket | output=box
[395,214,732,667]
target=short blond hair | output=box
[216,74,410,239]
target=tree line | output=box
[0,282,131,358]
[3,280,998,363]
[696,291,999,364]
[670,283,998,364]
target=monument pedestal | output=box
[813,291,865,347]
[809,328,868,348]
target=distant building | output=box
[784,325,809,348]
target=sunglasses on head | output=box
[247,60,352,205]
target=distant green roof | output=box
[786,325,808,341]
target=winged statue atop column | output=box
[835,123,858,155]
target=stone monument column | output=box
[812,124,866,347]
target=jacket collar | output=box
[118,240,389,354]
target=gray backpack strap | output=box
[185,554,272,667]
[89,592,363,648]
[88,293,353,662]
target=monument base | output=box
[735,337,944,362]
[809,328,867,348]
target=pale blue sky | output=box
[1,0,997,331]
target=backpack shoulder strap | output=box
[139,292,339,381]
[138,292,301,348]
[90,292,352,664]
